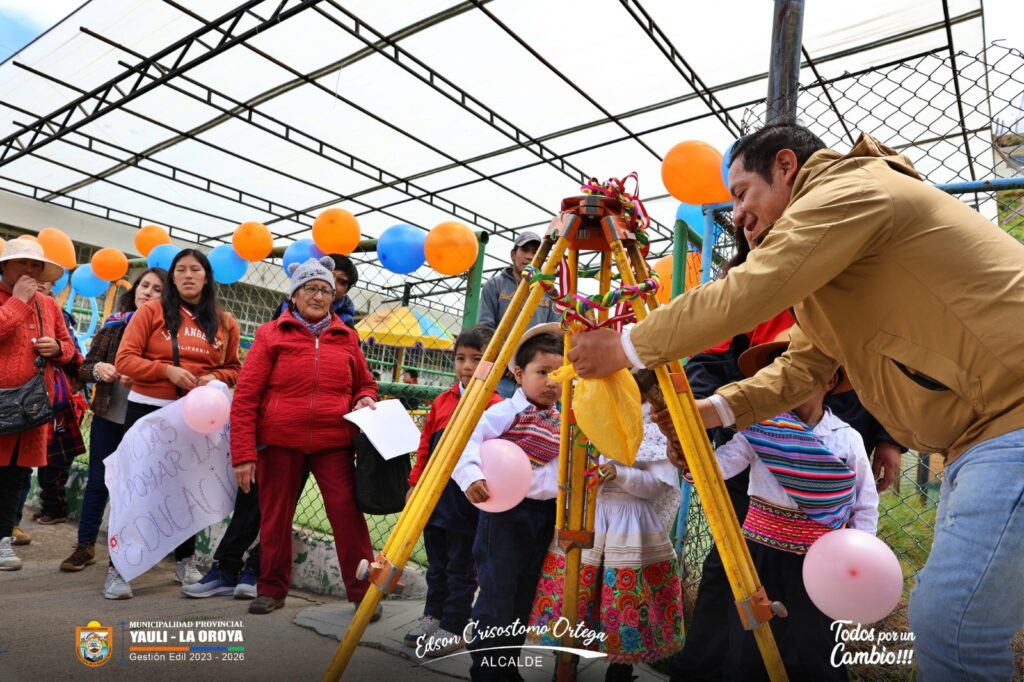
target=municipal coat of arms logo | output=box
[76,620,113,667]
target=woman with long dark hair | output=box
[59,267,166,575]
[113,249,240,599]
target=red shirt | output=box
[408,382,502,486]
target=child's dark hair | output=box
[632,369,666,411]
[404,369,419,380]
[454,324,494,353]
[515,332,562,369]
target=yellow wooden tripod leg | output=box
[323,237,570,681]
[610,240,789,682]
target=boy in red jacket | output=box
[404,324,501,655]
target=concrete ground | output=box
[1,517,671,682]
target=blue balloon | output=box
[147,243,181,271]
[209,244,247,285]
[282,239,325,273]
[51,269,70,295]
[721,139,737,188]
[377,224,426,275]
[70,264,108,298]
[675,203,704,230]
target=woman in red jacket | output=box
[230,256,378,615]
[0,239,77,571]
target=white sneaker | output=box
[175,557,203,585]
[404,614,440,646]
[424,628,464,657]
[104,566,133,599]
[0,537,22,571]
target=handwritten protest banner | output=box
[104,383,236,582]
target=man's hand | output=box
[166,365,198,391]
[234,462,256,494]
[13,275,37,303]
[32,336,60,358]
[871,442,901,492]
[354,396,376,410]
[695,398,723,429]
[465,480,490,504]
[567,328,631,378]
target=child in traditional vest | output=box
[404,325,503,656]
[454,323,564,682]
[712,337,879,681]
[527,369,683,681]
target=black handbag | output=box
[0,301,54,436]
[354,432,411,515]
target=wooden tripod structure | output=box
[325,191,788,682]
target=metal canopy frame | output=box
[0,0,998,313]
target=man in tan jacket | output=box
[568,124,1024,680]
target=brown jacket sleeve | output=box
[629,169,890,367]
[115,301,170,382]
[716,324,840,429]
[79,324,116,384]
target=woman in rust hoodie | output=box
[114,249,240,597]
[229,256,377,616]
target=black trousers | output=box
[670,469,750,682]
[213,466,310,577]
[724,541,848,682]
[124,400,195,561]
[37,449,72,517]
[0,443,25,539]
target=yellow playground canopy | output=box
[356,306,453,350]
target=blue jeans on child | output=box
[468,498,556,681]
[909,427,1024,681]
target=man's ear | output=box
[774,148,800,188]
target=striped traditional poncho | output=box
[741,412,857,529]
[502,403,561,469]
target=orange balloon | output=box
[312,208,361,255]
[232,221,273,262]
[0,238,5,254]
[661,141,731,204]
[91,247,129,281]
[135,225,171,257]
[16,234,37,241]
[425,221,478,276]
[652,252,702,304]
[37,227,77,269]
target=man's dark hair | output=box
[729,124,826,184]
[328,253,359,288]
[515,332,561,369]
[454,324,494,354]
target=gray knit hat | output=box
[288,256,335,297]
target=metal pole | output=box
[700,208,716,284]
[671,219,688,297]
[462,231,489,327]
[766,0,806,125]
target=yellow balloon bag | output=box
[550,364,642,466]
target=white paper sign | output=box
[344,399,421,460]
[104,384,236,582]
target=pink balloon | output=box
[473,439,533,513]
[181,385,230,434]
[803,528,904,624]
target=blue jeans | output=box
[78,415,123,545]
[909,428,1024,681]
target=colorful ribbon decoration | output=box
[523,263,661,332]
[580,171,651,246]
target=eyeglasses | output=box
[301,284,335,298]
